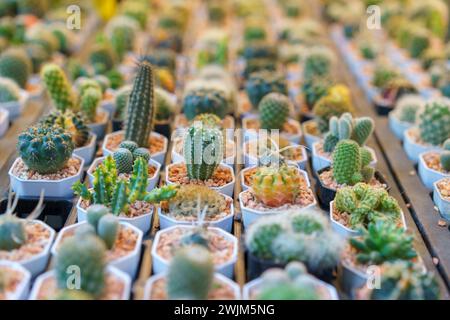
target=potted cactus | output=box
[0,191,55,277]
[29,230,131,300]
[418,139,450,190]
[151,223,238,279]
[243,262,338,300]
[245,209,343,282]
[340,220,419,293]
[154,87,177,138]
[388,94,424,140]
[9,124,84,198]
[111,84,131,131]
[74,156,175,233]
[404,98,450,163]
[52,205,143,278]
[103,60,168,165]
[433,177,450,220]
[0,261,31,300]
[355,261,440,300]
[0,77,28,120]
[157,185,234,232]
[312,113,376,172]
[166,122,235,197]
[144,245,240,300]
[316,139,388,208]
[330,183,406,237]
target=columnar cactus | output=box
[167,245,214,300]
[418,99,450,146]
[183,123,223,181]
[258,93,291,130]
[17,125,74,174]
[334,183,401,229]
[440,139,450,171]
[0,77,20,103]
[183,88,228,120]
[79,87,102,123]
[40,111,90,148]
[332,140,374,185]
[124,60,155,148]
[41,64,77,113]
[245,70,288,108]
[0,47,31,88]
[251,164,302,207]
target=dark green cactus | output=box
[124,60,155,148]
[119,140,138,153]
[183,122,223,181]
[133,148,150,162]
[0,47,31,88]
[258,93,291,130]
[440,139,450,171]
[113,148,134,174]
[89,42,116,75]
[0,215,26,251]
[303,47,333,82]
[40,111,90,148]
[143,49,177,74]
[245,70,288,108]
[17,125,74,174]
[302,76,331,109]
[41,63,77,113]
[0,77,20,103]
[418,99,450,146]
[183,88,228,121]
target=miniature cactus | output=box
[40,111,90,148]
[113,85,131,120]
[302,76,331,109]
[335,183,402,229]
[143,49,177,73]
[124,60,155,148]
[0,77,20,103]
[183,122,223,181]
[89,42,116,74]
[133,148,150,162]
[113,148,134,174]
[155,87,176,121]
[440,139,450,171]
[55,233,106,298]
[0,215,26,251]
[258,93,291,130]
[408,26,430,58]
[323,113,374,153]
[79,87,101,123]
[251,164,302,207]
[167,245,214,300]
[41,63,77,113]
[245,70,288,108]
[84,205,119,250]
[303,47,334,82]
[369,261,440,300]
[193,113,221,128]
[418,99,450,146]
[128,157,149,203]
[25,43,49,73]
[183,88,228,121]
[17,125,74,174]
[394,95,424,124]
[0,48,31,88]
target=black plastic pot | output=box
[0,197,73,232]
[300,111,314,123]
[112,119,123,132]
[374,100,393,116]
[315,166,390,210]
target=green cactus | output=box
[242,42,277,61]
[155,87,176,121]
[0,77,20,103]
[89,42,116,75]
[97,214,119,250]
[113,148,134,174]
[110,27,128,62]
[303,47,333,82]
[86,204,109,231]
[0,215,26,251]
[258,93,291,130]
[17,125,74,174]
[25,43,49,73]
[133,148,150,162]
[243,58,276,79]
[113,85,131,120]
[418,99,450,146]
[143,50,177,74]
[334,183,402,230]
[124,60,155,148]
[105,69,124,90]
[167,245,214,300]
[66,59,90,82]
[302,76,331,109]
[40,111,90,148]
[0,47,31,88]
[55,234,106,298]
[245,70,288,108]
[76,78,102,98]
[408,26,430,58]
[440,139,450,171]
[183,88,228,121]
[41,63,77,113]
[394,95,423,123]
[350,221,417,265]
[193,113,221,128]
[369,261,440,300]
[244,25,267,42]
[79,87,101,123]
[183,122,223,181]
[119,140,138,153]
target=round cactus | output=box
[40,111,90,148]
[193,113,221,128]
[0,76,20,103]
[97,214,119,250]
[86,204,109,231]
[258,93,291,130]
[113,148,134,174]
[0,215,26,251]
[89,43,116,74]
[418,99,450,146]
[133,148,150,162]
[245,70,288,109]
[183,88,229,121]
[17,125,74,174]
[41,63,77,113]
[440,139,450,171]
[119,140,138,153]
[0,47,31,88]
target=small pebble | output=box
[409,170,416,176]
[433,257,439,265]
[438,219,447,227]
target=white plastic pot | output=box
[433,178,450,220]
[0,107,9,137]
[73,134,97,166]
[242,138,279,168]
[0,90,28,120]
[0,261,31,300]
[418,152,450,191]
[151,225,238,279]
[103,130,168,165]
[28,266,131,300]
[165,162,235,197]
[388,112,413,141]
[51,221,143,278]
[87,109,109,140]
[403,127,440,164]
[8,155,85,199]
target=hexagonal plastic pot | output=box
[151,225,238,279]
[28,266,131,300]
[403,127,440,164]
[73,134,97,166]
[0,89,28,120]
[143,272,241,300]
[242,114,303,144]
[433,178,450,220]
[86,109,109,140]
[51,221,143,278]
[418,151,450,190]
[8,155,85,199]
[388,111,413,141]
[0,261,31,300]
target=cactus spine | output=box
[41,64,77,113]
[40,111,90,148]
[258,93,291,130]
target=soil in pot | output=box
[167,163,233,188]
[422,152,449,174]
[436,178,450,201]
[0,265,26,300]
[80,199,152,219]
[303,120,321,137]
[175,114,234,130]
[11,158,82,181]
[105,132,166,155]
[244,118,300,136]
[406,127,439,149]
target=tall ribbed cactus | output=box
[41,64,77,113]
[183,123,223,181]
[124,60,155,148]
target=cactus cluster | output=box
[17,125,74,174]
[183,88,229,121]
[334,183,402,230]
[440,139,450,171]
[350,221,417,265]
[0,47,31,88]
[332,140,374,185]
[258,93,291,130]
[369,261,440,300]
[303,47,334,82]
[84,205,119,250]
[245,209,343,273]
[40,111,90,148]
[113,140,150,174]
[183,122,223,181]
[0,77,20,103]
[323,113,374,153]
[124,60,156,148]
[245,70,288,109]
[393,95,423,124]
[89,42,116,75]
[418,98,450,146]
